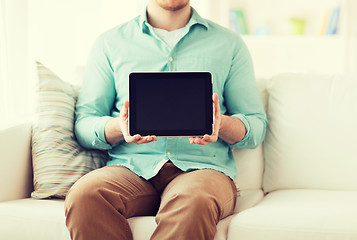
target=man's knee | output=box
[162,189,219,221]
[154,190,219,240]
[160,169,236,220]
[185,190,219,215]
[64,171,105,218]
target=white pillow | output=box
[263,74,357,193]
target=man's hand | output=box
[119,101,158,144]
[189,93,221,145]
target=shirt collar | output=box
[139,7,209,33]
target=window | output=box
[0,0,30,128]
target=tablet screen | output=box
[129,72,213,136]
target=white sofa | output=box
[1,73,357,240]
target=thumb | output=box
[213,93,219,103]
[121,101,129,117]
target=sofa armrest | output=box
[0,123,33,202]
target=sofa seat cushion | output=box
[0,194,259,240]
[0,198,70,240]
[228,189,357,240]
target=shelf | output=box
[200,0,355,77]
[241,34,347,44]
[227,0,348,36]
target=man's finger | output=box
[202,134,218,143]
[189,134,217,144]
[135,135,158,144]
[203,134,210,141]
[194,138,210,145]
[125,134,141,143]
[213,93,220,118]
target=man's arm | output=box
[74,35,116,150]
[220,36,267,149]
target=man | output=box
[64,0,267,239]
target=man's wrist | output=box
[218,114,246,145]
[219,114,228,133]
[105,117,124,145]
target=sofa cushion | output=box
[0,199,70,240]
[31,62,108,199]
[228,189,357,240]
[0,123,33,202]
[264,74,357,192]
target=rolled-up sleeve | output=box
[74,35,116,150]
[223,37,267,149]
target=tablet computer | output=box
[129,72,213,136]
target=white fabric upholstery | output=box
[235,189,264,214]
[264,74,357,192]
[228,189,357,240]
[0,199,70,240]
[233,146,264,191]
[0,123,33,202]
[127,217,157,240]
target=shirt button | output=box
[169,57,173,62]
[167,152,171,156]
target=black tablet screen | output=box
[129,72,213,136]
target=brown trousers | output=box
[64,162,237,240]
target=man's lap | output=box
[66,162,237,219]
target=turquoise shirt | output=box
[75,8,267,180]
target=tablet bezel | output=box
[129,72,213,136]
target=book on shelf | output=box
[321,6,340,35]
[229,9,248,35]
